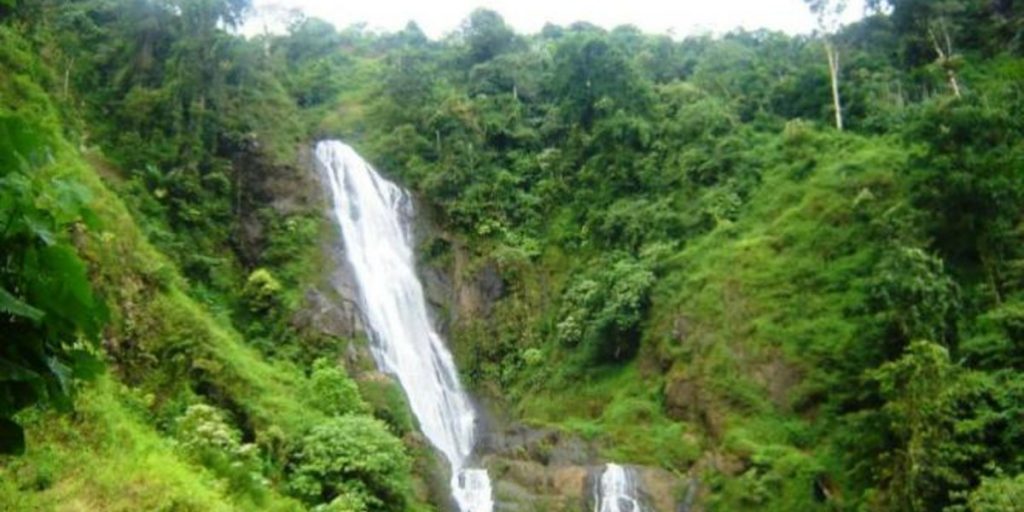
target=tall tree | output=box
[459,9,520,67]
[806,0,847,130]
[925,2,964,98]
[871,0,970,97]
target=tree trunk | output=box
[825,40,843,131]
[929,24,962,98]
[63,58,73,100]
[945,68,962,98]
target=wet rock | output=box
[475,262,505,308]
[638,466,688,512]
[232,142,319,267]
[751,351,803,412]
[663,365,726,440]
[480,424,595,466]
[448,240,507,322]
[292,287,362,339]
[487,458,587,512]
[480,422,692,511]
[675,477,701,512]
[289,218,364,341]
[664,374,699,422]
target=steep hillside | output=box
[0,19,430,512]
[344,5,1024,511]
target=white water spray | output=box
[595,464,643,512]
[316,140,493,512]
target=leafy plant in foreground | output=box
[0,115,106,454]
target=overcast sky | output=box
[244,0,869,39]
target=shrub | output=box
[963,472,1024,512]
[0,115,107,454]
[289,416,411,511]
[176,403,265,494]
[871,246,960,348]
[557,256,655,363]
[307,358,370,417]
[242,268,283,312]
[315,489,371,512]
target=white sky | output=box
[245,0,868,39]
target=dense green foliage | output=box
[0,1,426,510]
[289,416,411,511]
[0,114,106,454]
[1,0,1023,510]
[343,2,1024,510]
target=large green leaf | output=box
[0,286,44,322]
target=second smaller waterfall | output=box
[595,464,643,512]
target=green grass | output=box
[0,376,302,512]
[517,363,701,469]
[0,124,319,512]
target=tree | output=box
[869,0,981,97]
[870,340,957,511]
[242,268,282,312]
[459,9,520,66]
[805,0,847,130]
[550,34,650,128]
[871,246,960,351]
[903,97,1024,302]
[924,2,964,98]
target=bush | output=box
[0,115,107,454]
[175,403,265,494]
[242,268,283,313]
[315,490,371,512]
[307,358,370,417]
[288,416,410,510]
[557,256,655,363]
[871,246,960,349]
[964,473,1024,512]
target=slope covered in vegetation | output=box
[1,0,1024,511]
[345,3,1024,510]
[0,4,428,511]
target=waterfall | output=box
[316,140,493,512]
[595,464,643,512]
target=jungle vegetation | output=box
[1,0,1023,510]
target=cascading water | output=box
[316,140,493,512]
[595,464,643,512]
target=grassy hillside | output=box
[0,20,428,512]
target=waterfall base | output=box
[454,468,494,512]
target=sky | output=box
[243,0,869,39]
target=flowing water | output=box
[316,140,493,512]
[595,464,643,512]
